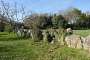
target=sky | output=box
[1,0,90,13]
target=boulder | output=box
[83,35,90,52]
[42,30,48,42]
[65,35,83,49]
[16,30,22,37]
[66,28,73,35]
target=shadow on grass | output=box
[0,32,8,35]
[0,45,15,52]
[0,33,8,37]
[0,37,30,41]
[0,33,8,35]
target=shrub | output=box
[4,24,13,33]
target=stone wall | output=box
[65,34,90,52]
[16,28,90,52]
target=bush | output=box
[4,24,13,33]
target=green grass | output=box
[0,32,90,60]
[73,30,90,37]
[0,32,18,41]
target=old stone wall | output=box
[65,34,90,52]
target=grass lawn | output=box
[0,32,90,60]
[73,30,90,37]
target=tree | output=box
[0,14,9,32]
[0,0,16,32]
[0,0,28,32]
[62,8,82,29]
[24,14,52,29]
[52,14,66,28]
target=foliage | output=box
[4,24,13,32]
[1,7,90,31]
[52,14,66,28]
[24,14,52,29]
[23,8,90,30]
[0,22,5,32]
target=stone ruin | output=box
[16,27,90,52]
[65,34,90,52]
[16,28,65,44]
[42,29,66,44]
[65,35,83,48]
